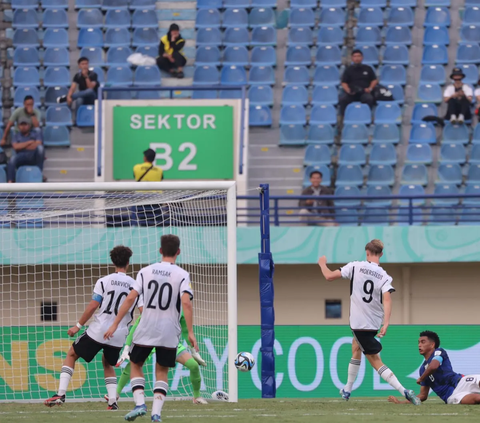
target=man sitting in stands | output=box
[1,95,41,146]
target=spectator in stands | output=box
[133,148,163,181]
[57,57,98,108]
[7,119,44,183]
[443,68,472,124]
[157,23,186,79]
[474,80,480,116]
[338,49,377,116]
[298,171,337,226]
[0,96,41,146]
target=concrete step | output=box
[43,167,94,181]
[161,77,193,87]
[45,145,95,159]
[71,128,94,146]
[249,165,305,178]
[45,157,94,168]
[249,145,305,158]
[157,2,196,9]
[160,20,195,29]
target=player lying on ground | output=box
[105,311,207,405]
[388,330,480,405]
[45,246,139,410]
[104,234,198,423]
[318,239,421,405]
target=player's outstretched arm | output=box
[318,256,342,281]
[67,299,100,337]
[417,359,441,385]
[182,294,198,352]
[104,289,139,340]
[388,386,430,404]
[379,292,392,338]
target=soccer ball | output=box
[211,390,229,401]
[234,352,255,372]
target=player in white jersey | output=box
[318,239,421,406]
[44,246,138,410]
[104,234,198,423]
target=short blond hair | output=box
[365,239,384,256]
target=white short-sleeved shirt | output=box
[340,261,395,331]
[443,84,473,99]
[86,272,138,348]
[475,88,480,98]
[132,262,193,348]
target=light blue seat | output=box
[224,27,249,47]
[220,65,247,85]
[336,165,363,187]
[313,65,340,86]
[387,6,414,26]
[367,165,394,186]
[16,166,43,183]
[249,85,273,106]
[310,105,337,125]
[460,25,480,43]
[13,9,39,28]
[132,9,158,28]
[250,66,275,85]
[289,8,315,27]
[365,186,392,208]
[192,90,217,99]
[13,29,40,48]
[359,0,386,6]
[43,9,68,28]
[90,66,104,84]
[361,208,390,225]
[374,102,401,124]
[304,145,331,166]
[79,47,104,66]
[383,45,409,65]
[411,103,437,124]
[311,85,338,106]
[196,0,222,8]
[424,6,450,27]
[285,46,311,66]
[14,86,40,107]
[251,0,276,6]
[464,184,480,204]
[457,44,480,64]
[440,144,466,164]
[197,28,222,47]
[219,89,242,100]
[426,0,450,5]
[464,7,480,27]
[14,67,40,87]
[317,27,344,46]
[251,26,276,45]
[46,106,72,126]
[249,105,272,126]
[399,184,426,203]
[11,0,37,9]
[372,123,400,144]
[251,46,276,66]
[77,9,103,29]
[369,143,397,166]
[44,86,68,106]
[473,124,480,144]
[315,45,342,66]
[42,47,70,68]
[14,47,40,67]
[105,28,131,47]
[104,9,130,29]
[196,9,221,28]
[223,8,248,28]
[437,163,462,185]
[76,0,102,7]
[401,164,428,185]
[344,102,371,125]
[357,7,383,27]
[470,144,480,164]
[356,26,382,46]
[249,7,276,28]
[78,28,104,48]
[339,144,366,166]
[76,105,95,127]
[387,84,405,104]
[43,125,70,147]
[106,46,132,66]
[335,208,359,226]
[466,0,480,5]
[379,65,406,85]
[419,65,445,85]
[282,85,308,105]
[288,27,313,46]
[409,122,436,144]
[467,164,480,185]
[334,186,361,208]
[279,124,306,146]
[42,0,69,8]
[195,46,221,66]
[291,0,316,6]
[423,26,449,45]
[318,7,346,27]
[442,123,469,145]
[458,207,480,225]
[132,28,159,47]
[106,66,133,86]
[193,65,220,85]
[342,123,369,144]
[385,25,411,46]
[284,66,309,85]
[354,45,379,66]
[224,0,250,7]
[422,45,448,64]
[307,124,335,145]
[417,83,442,103]
[406,143,433,164]
[223,46,248,66]
[303,165,331,187]
[280,105,306,125]
[102,0,128,9]
[134,66,161,86]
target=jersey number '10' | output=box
[104,291,128,315]
[146,280,173,310]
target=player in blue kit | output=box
[388,331,480,405]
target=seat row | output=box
[197,0,276,8]
[422,43,480,65]
[12,0,157,9]
[196,46,276,66]
[197,26,276,46]
[196,8,276,28]
[13,47,70,67]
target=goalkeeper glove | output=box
[116,346,130,367]
[190,348,207,366]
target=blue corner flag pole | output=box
[258,184,276,398]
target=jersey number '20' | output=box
[146,280,173,310]
[362,280,374,303]
[104,291,128,315]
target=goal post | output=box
[0,181,237,403]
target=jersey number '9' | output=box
[104,291,128,315]
[362,280,374,303]
[146,280,173,310]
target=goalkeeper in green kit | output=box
[104,311,208,405]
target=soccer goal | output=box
[0,181,237,403]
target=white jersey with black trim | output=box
[86,272,139,348]
[132,262,193,348]
[340,261,395,331]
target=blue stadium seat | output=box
[223,8,248,28]
[45,86,68,106]
[43,9,68,28]
[442,123,469,145]
[399,184,426,206]
[440,144,467,164]
[365,186,392,208]
[14,86,40,107]
[401,164,428,185]
[383,45,409,65]
[106,66,133,86]
[13,9,39,28]
[224,0,250,7]
[77,9,103,28]
[196,9,221,28]
[289,8,315,27]
[102,0,128,9]
[195,46,221,66]
[369,143,397,166]
[406,143,433,165]
[134,66,161,86]
[419,65,446,85]
[279,124,306,146]
[249,105,272,126]
[291,0,316,6]
[43,47,70,68]
[422,44,448,64]
[310,105,337,125]
[344,102,371,125]
[456,44,480,64]
[311,85,338,106]
[192,90,217,99]
[249,7,276,28]
[388,84,405,104]
[251,46,276,66]
[16,166,42,183]
[284,66,310,85]
[251,0,276,6]
[417,83,442,103]
[426,0,450,5]
[196,0,222,8]
[193,65,220,85]
[357,7,384,27]
[379,65,406,85]
[473,124,480,144]
[224,27,249,47]
[14,67,40,87]
[424,6,451,27]
[105,28,130,48]
[132,28,159,47]
[338,144,366,166]
[219,89,242,100]
[105,9,130,29]
[385,25,412,46]
[79,47,104,66]
[432,185,459,207]
[467,164,480,185]
[356,26,382,46]
[43,29,68,49]
[43,125,70,147]
[251,26,276,45]
[13,29,39,48]
[374,102,401,124]
[315,45,342,66]
[437,163,462,185]
[464,185,480,207]
[409,122,436,144]
[423,26,449,45]
[372,123,400,144]
[46,106,72,126]
[197,28,222,47]
[307,124,335,145]
[223,46,248,66]
[106,46,132,66]
[76,0,101,7]
[249,85,273,106]
[313,65,340,86]
[354,45,379,66]
[318,7,346,27]
[288,27,313,46]
[336,165,363,187]
[280,105,306,125]
[220,65,247,85]
[317,27,344,46]
[466,0,480,6]
[460,25,480,43]
[387,7,414,26]
[334,186,361,208]
[341,124,369,144]
[13,47,40,67]
[470,144,480,164]
[335,208,359,226]
[303,165,331,187]
[250,66,275,85]
[90,66,104,84]
[359,0,386,6]
[12,0,37,9]
[42,0,69,8]
[76,105,95,127]
[282,85,308,106]
[132,9,158,28]
[367,165,395,186]
[78,28,104,48]
[411,103,438,124]
[285,46,311,66]
[428,206,458,225]
[463,6,480,25]
[304,145,331,166]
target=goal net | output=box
[0,181,237,403]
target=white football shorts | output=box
[447,375,480,404]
